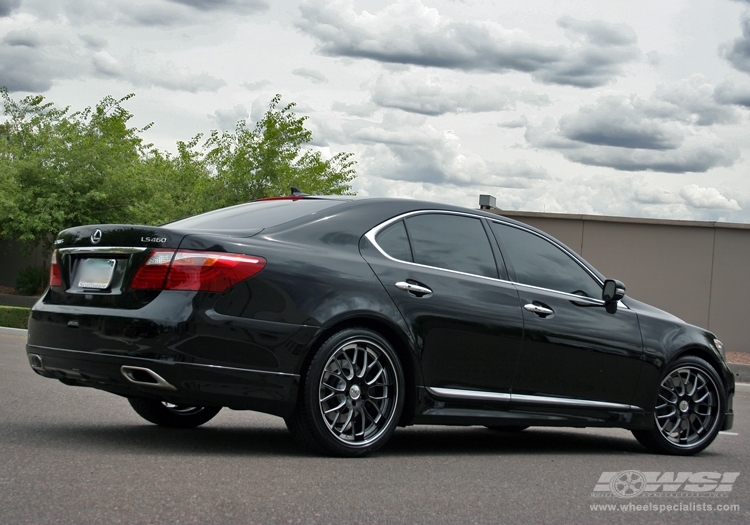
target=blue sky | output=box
[3,0,750,221]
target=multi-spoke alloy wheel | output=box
[289,328,405,457]
[655,366,719,447]
[632,356,726,455]
[128,398,222,428]
[318,339,397,445]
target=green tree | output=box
[202,94,355,206]
[0,89,358,255]
[130,136,219,225]
[0,88,150,253]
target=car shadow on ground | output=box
[3,421,658,458]
[386,426,646,456]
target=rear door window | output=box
[375,220,413,262]
[404,214,498,279]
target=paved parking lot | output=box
[1,329,748,524]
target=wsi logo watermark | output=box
[592,471,740,498]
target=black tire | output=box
[288,328,405,457]
[128,398,222,429]
[485,425,529,432]
[632,355,726,456]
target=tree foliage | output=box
[0,89,356,253]
[129,136,219,225]
[0,88,149,252]
[202,95,355,206]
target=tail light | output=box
[131,250,266,292]
[49,250,62,287]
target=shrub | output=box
[15,265,47,296]
[0,306,30,329]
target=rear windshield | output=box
[165,199,345,230]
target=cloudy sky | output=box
[3,0,750,222]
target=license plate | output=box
[77,258,116,289]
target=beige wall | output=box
[491,210,750,353]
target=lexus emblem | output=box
[90,229,102,244]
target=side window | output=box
[404,214,498,278]
[490,222,601,298]
[375,220,413,262]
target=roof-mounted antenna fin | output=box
[291,187,309,196]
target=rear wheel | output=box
[288,328,404,457]
[632,356,725,455]
[128,398,222,428]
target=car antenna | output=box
[290,187,309,196]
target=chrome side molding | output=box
[428,387,511,402]
[426,386,642,411]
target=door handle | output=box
[524,303,554,316]
[395,281,433,297]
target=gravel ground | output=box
[728,352,750,365]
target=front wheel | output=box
[128,398,222,428]
[288,328,405,457]
[632,356,726,456]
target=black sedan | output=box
[26,195,734,457]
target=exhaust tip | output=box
[28,354,44,370]
[120,366,176,390]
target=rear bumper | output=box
[26,344,299,417]
[26,293,319,418]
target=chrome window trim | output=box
[364,210,511,284]
[58,247,148,255]
[365,210,625,307]
[427,386,642,411]
[513,281,629,309]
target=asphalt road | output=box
[1,329,749,525]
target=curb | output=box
[0,326,27,336]
[0,294,38,308]
[729,362,750,384]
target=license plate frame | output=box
[77,258,117,290]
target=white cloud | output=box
[166,0,269,14]
[297,0,642,87]
[525,85,742,173]
[241,80,272,91]
[2,0,750,224]
[723,13,750,74]
[0,25,88,91]
[211,104,249,130]
[292,67,328,84]
[0,0,20,17]
[679,185,741,210]
[498,116,528,129]
[715,79,750,107]
[91,51,121,77]
[369,74,550,115]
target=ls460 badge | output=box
[141,237,167,243]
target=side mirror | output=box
[602,279,626,303]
